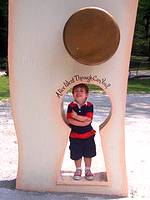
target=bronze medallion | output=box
[63,7,120,66]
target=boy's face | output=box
[73,87,88,105]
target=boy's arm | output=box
[67,118,91,127]
[72,110,91,122]
[66,103,93,126]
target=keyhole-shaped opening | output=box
[58,84,112,185]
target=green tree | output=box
[0,0,8,73]
[0,0,8,58]
[132,0,150,60]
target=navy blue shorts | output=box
[69,136,96,160]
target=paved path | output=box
[129,70,150,79]
[0,94,150,199]
[0,71,6,76]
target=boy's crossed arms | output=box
[67,110,92,127]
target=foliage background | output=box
[0,0,150,70]
[132,0,150,60]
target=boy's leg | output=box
[84,157,91,168]
[69,138,83,180]
[75,158,82,168]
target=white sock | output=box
[76,167,82,171]
[85,167,90,171]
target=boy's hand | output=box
[71,110,78,119]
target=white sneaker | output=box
[73,169,82,180]
[85,169,94,181]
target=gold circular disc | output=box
[63,7,120,66]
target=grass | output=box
[0,75,10,100]
[0,76,150,100]
[127,78,150,93]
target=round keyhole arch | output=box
[61,83,112,133]
[60,83,112,183]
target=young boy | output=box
[67,83,96,181]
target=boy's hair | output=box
[72,83,89,94]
